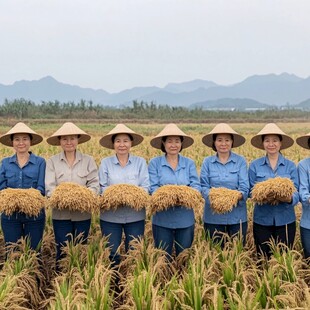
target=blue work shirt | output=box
[99,154,150,224]
[249,154,299,226]
[298,158,310,229]
[148,154,201,229]
[200,152,249,225]
[0,152,46,195]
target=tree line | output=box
[0,98,309,121]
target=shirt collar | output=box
[112,153,132,165]
[211,151,236,164]
[9,152,35,164]
[60,150,82,162]
[261,153,285,166]
[161,154,186,168]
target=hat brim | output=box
[46,134,91,146]
[202,133,245,148]
[0,132,43,147]
[150,135,194,150]
[99,133,144,149]
[296,135,310,149]
[251,134,294,150]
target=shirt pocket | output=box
[23,171,38,188]
[5,171,18,188]
[126,173,139,185]
[209,172,220,186]
[256,172,267,181]
[77,171,89,185]
[56,171,65,182]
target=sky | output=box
[0,0,309,93]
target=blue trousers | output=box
[100,220,145,266]
[300,226,310,259]
[152,224,195,257]
[253,222,296,259]
[53,219,91,262]
[204,222,247,247]
[1,210,45,251]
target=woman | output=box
[200,123,249,246]
[148,123,201,257]
[296,131,310,259]
[0,122,45,251]
[45,122,99,263]
[249,123,299,258]
[99,124,149,266]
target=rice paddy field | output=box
[1,121,310,309]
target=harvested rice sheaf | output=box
[150,185,204,215]
[99,184,150,211]
[251,177,295,206]
[48,182,98,213]
[0,188,45,216]
[209,187,240,214]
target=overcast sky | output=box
[0,0,309,93]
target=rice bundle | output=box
[209,187,240,214]
[48,182,98,212]
[0,188,45,216]
[251,177,295,205]
[99,184,150,211]
[150,185,204,215]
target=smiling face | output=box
[113,133,132,156]
[162,136,182,155]
[59,135,79,152]
[12,134,31,154]
[214,134,233,155]
[262,134,282,155]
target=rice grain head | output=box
[150,185,204,215]
[99,184,150,211]
[251,177,295,206]
[47,182,99,213]
[209,187,240,214]
[0,188,45,216]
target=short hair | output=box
[111,133,133,144]
[211,133,234,152]
[11,133,33,141]
[161,136,184,153]
[261,134,282,142]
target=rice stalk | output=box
[209,187,240,214]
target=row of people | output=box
[0,121,310,265]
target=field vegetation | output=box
[0,122,310,309]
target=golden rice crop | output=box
[99,184,150,211]
[209,187,240,214]
[149,185,204,215]
[0,188,45,217]
[47,182,99,213]
[251,177,295,205]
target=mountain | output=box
[1,73,310,108]
[163,79,218,93]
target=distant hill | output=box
[1,73,310,108]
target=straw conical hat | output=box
[202,123,245,148]
[0,122,43,147]
[99,124,143,149]
[46,122,91,146]
[296,132,310,149]
[150,123,194,149]
[251,123,294,150]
